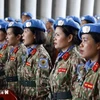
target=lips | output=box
[80,49,84,54]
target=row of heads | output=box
[0,17,100,40]
[1,11,100,24]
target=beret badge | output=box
[82,26,90,33]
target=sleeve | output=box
[36,56,52,99]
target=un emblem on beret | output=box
[26,22,31,27]
[9,22,14,27]
[82,26,90,33]
[58,20,64,26]
[24,13,27,15]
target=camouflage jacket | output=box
[0,43,9,89]
[73,62,100,100]
[18,45,52,98]
[49,45,85,99]
[4,43,26,94]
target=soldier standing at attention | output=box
[5,22,26,99]
[73,23,100,100]
[0,22,9,89]
[18,19,52,100]
[49,18,85,100]
[21,12,32,23]
[44,18,57,65]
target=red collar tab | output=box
[2,44,8,50]
[13,47,19,53]
[30,48,37,55]
[84,82,93,89]
[62,52,70,60]
[26,62,31,66]
[92,62,99,72]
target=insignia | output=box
[2,44,8,49]
[62,52,70,60]
[10,56,15,61]
[82,26,90,33]
[13,47,18,53]
[0,54,3,58]
[8,22,14,27]
[5,18,8,21]
[26,22,32,27]
[81,17,85,20]
[38,58,48,68]
[26,62,31,66]
[24,13,27,15]
[30,48,37,55]
[92,62,99,72]
[58,68,67,73]
[84,82,93,89]
[58,20,64,26]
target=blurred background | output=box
[0,0,100,20]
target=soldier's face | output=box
[21,15,30,23]
[79,34,99,60]
[0,30,6,42]
[6,28,19,46]
[22,28,35,46]
[54,27,72,51]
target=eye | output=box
[82,38,87,42]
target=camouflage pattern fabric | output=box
[49,45,85,100]
[73,63,100,100]
[0,43,9,89]
[18,45,52,100]
[4,43,26,96]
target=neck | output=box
[90,52,99,63]
[13,41,21,48]
[61,44,73,52]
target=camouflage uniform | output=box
[4,43,26,96]
[0,42,9,89]
[73,62,100,100]
[18,45,52,100]
[49,45,85,100]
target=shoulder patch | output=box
[38,58,48,68]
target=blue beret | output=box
[0,19,5,23]
[47,18,55,23]
[54,17,80,30]
[67,16,81,25]
[78,23,100,40]
[23,19,46,32]
[5,17,15,22]
[6,22,23,30]
[0,22,8,29]
[81,15,97,23]
[22,12,32,19]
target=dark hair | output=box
[8,27,23,42]
[10,27,23,36]
[60,26,81,45]
[85,20,94,23]
[29,27,46,44]
[0,29,6,33]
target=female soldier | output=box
[18,19,52,100]
[0,22,9,89]
[49,18,85,100]
[5,22,26,98]
[73,23,100,100]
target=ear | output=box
[67,34,73,43]
[96,42,100,50]
[16,34,22,41]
